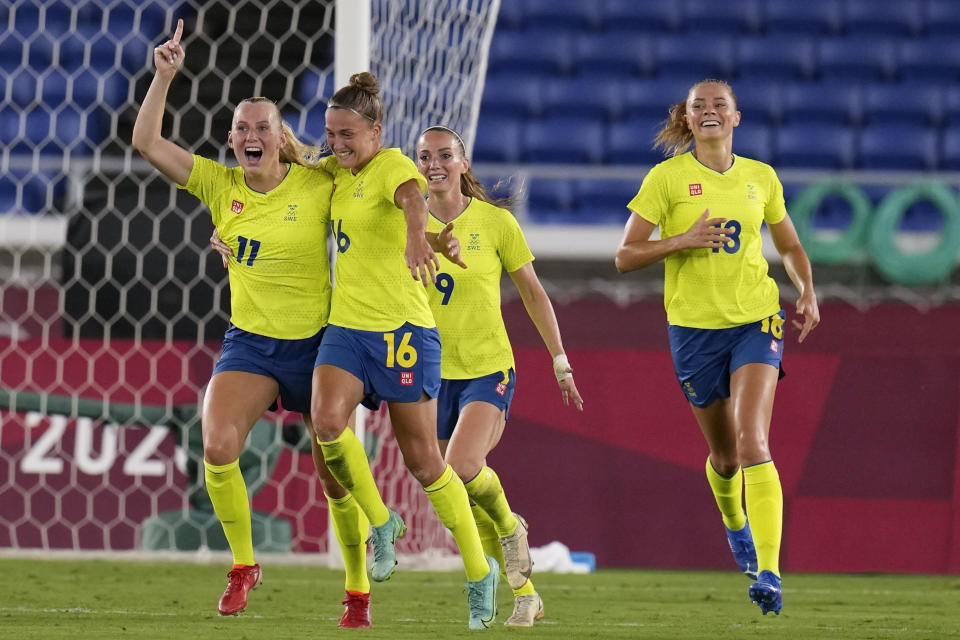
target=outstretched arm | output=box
[769,214,820,343]
[395,179,440,285]
[132,18,194,186]
[615,209,729,273]
[508,262,583,411]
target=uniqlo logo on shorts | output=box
[689,184,702,196]
[231,200,244,214]
[495,382,506,396]
[399,371,414,386]
[770,339,779,353]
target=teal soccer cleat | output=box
[725,521,759,579]
[368,509,406,582]
[467,555,499,629]
[749,570,783,615]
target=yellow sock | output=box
[464,465,517,537]
[425,465,489,581]
[743,461,783,576]
[204,459,255,566]
[705,457,747,531]
[514,579,536,597]
[471,504,505,571]
[327,493,370,594]
[318,429,389,528]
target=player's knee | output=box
[311,408,346,442]
[444,451,482,483]
[202,430,239,466]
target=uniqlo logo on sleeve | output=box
[399,371,414,386]
[689,184,702,196]
[231,200,244,214]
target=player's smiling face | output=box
[416,129,468,196]
[324,108,382,172]
[684,83,740,142]
[228,101,285,176]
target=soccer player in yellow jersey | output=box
[415,126,583,627]
[309,72,500,630]
[615,79,820,616]
[133,21,389,627]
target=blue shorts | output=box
[315,323,441,410]
[436,369,516,440]
[668,310,786,408]
[212,325,325,413]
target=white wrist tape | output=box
[553,354,572,383]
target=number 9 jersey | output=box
[425,199,534,379]
[627,152,787,329]
[181,155,333,339]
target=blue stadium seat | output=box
[733,122,773,164]
[860,184,944,232]
[898,37,960,82]
[526,179,578,224]
[495,0,525,31]
[573,32,655,78]
[780,82,862,126]
[843,0,925,37]
[736,35,817,82]
[733,79,783,126]
[945,86,960,126]
[861,83,943,127]
[926,0,960,37]
[298,70,335,107]
[940,125,960,170]
[521,117,606,164]
[774,123,856,169]
[26,33,55,70]
[9,3,41,36]
[680,0,763,34]
[0,170,61,214]
[601,0,682,34]
[541,76,623,122]
[818,36,898,82]
[281,109,326,140]
[622,77,692,120]
[606,117,666,166]
[764,0,843,35]
[654,33,736,79]
[487,29,573,76]
[8,70,38,108]
[522,0,604,32]
[481,73,543,119]
[857,123,938,171]
[473,115,523,163]
[575,179,637,225]
[527,178,576,212]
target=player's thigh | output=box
[445,401,506,479]
[729,362,779,464]
[388,396,445,485]
[202,370,279,464]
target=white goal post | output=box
[0,0,500,568]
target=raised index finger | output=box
[172,18,184,44]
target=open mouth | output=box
[429,173,447,182]
[245,147,263,161]
[701,120,721,128]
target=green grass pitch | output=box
[1,558,958,639]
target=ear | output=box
[733,110,742,127]
[227,130,233,145]
[372,122,383,138]
[462,155,470,173]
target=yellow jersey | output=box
[627,152,786,329]
[322,149,433,331]
[182,155,332,339]
[425,198,534,379]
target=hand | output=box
[436,222,467,269]
[405,232,440,286]
[560,375,584,411]
[209,228,233,269]
[792,288,820,343]
[680,209,729,251]
[553,354,583,411]
[154,19,185,78]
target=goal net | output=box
[0,0,499,566]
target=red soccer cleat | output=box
[217,564,262,616]
[339,591,372,628]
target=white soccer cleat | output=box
[499,512,532,589]
[504,593,544,627]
